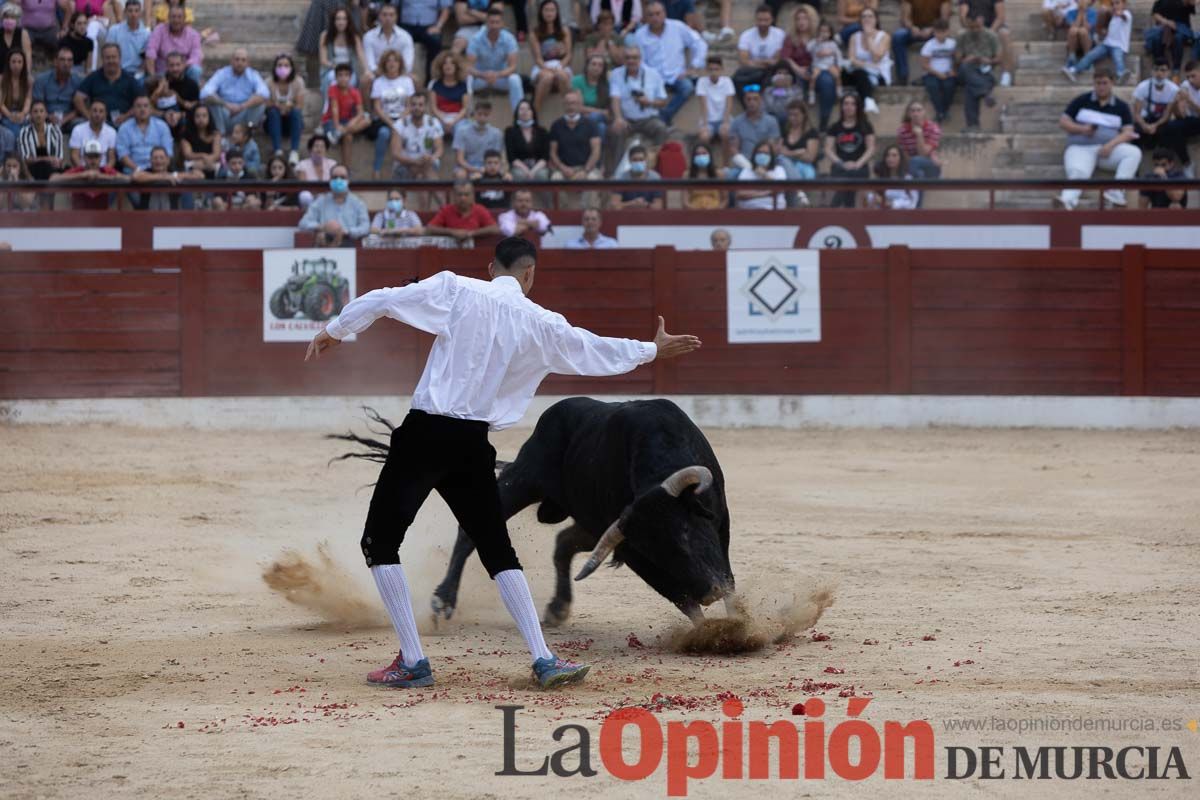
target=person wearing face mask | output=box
[504,98,550,187]
[1131,60,1180,155]
[298,164,370,247]
[735,141,788,209]
[368,189,423,246]
[0,5,33,77]
[610,143,663,209]
[684,141,726,210]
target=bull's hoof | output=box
[542,599,572,627]
[431,593,455,625]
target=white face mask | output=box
[565,112,580,123]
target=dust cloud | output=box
[669,586,835,655]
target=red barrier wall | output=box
[3,246,1199,399]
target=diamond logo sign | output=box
[726,250,821,343]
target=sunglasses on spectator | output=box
[744,84,762,93]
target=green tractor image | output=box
[268,258,352,322]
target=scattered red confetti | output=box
[863,639,879,645]
[176,721,185,729]
[810,632,830,642]
[953,659,976,667]
[627,633,645,649]
[823,666,845,674]
[921,634,937,641]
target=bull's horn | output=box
[661,466,713,497]
[574,520,625,581]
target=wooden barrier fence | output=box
[3,246,1199,399]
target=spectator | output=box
[451,0,489,55]
[200,47,269,135]
[586,0,642,36]
[392,90,444,182]
[228,121,261,176]
[866,144,920,208]
[33,47,80,131]
[1131,60,1179,154]
[1064,0,1098,72]
[505,98,550,183]
[503,0,533,41]
[425,179,502,244]
[1139,148,1187,208]
[261,153,299,209]
[131,143,203,208]
[68,0,121,73]
[897,99,942,178]
[834,0,877,45]
[145,4,203,80]
[58,12,93,73]
[728,83,780,167]
[322,62,369,166]
[179,103,220,178]
[697,0,734,43]
[695,54,732,144]
[74,43,139,126]
[764,60,804,125]
[452,98,502,177]
[684,141,726,209]
[370,48,415,179]
[1145,0,1197,75]
[104,0,150,80]
[565,206,618,248]
[530,0,573,115]
[211,147,259,210]
[955,12,1000,131]
[958,0,1013,87]
[631,0,705,125]
[1042,0,1079,40]
[920,18,956,123]
[808,20,842,127]
[893,0,952,86]
[609,44,668,155]
[19,0,57,59]
[318,6,365,98]
[298,164,369,247]
[709,227,730,250]
[549,89,602,181]
[780,5,815,94]
[429,50,469,133]
[147,51,198,137]
[842,8,889,115]
[777,99,818,179]
[1164,60,1200,159]
[0,5,33,75]
[369,188,423,238]
[18,99,61,181]
[610,143,662,209]
[116,92,172,173]
[825,91,875,208]
[297,0,363,73]
[475,148,511,210]
[1063,0,1131,83]
[399,0,450,81]
[734,4,785,97]
[571,53,611,141]
[0,158,37,212]
[363,4,415,95]
[1056,67,1140,209]
[67,97,114,165]
[736,140,787,209]
[294,132,337,186]
[0,49,30,137]
[465,6,522,111]
[265,53,305,163]
[498,188,552,240]
[583,9,625,66]
[49,137,126,207]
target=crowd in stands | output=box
[0,0,1195,222]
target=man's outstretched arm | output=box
[544,315,701,377]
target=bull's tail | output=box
[327,406,512,475]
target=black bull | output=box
[333,397,735,625]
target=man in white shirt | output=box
[565,207,619,248]
[363,4,417,96]
[68,98,118,167]
[305,238,700,690]
[631,0,707,125]
[1062,0,1131,82]
[734,4,785,97]
[497,190,552,240]
[1132,60,1180,152]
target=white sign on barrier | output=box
[262,249,357,342]
[725,249,821,343]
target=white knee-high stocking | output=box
[370,564,426,667]
[494,569,554,662]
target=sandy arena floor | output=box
[1,421,1199,799]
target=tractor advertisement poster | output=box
[262,249,357,342]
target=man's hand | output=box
[305,329,342,361]
[653,316,701,359]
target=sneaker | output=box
[702,29,718,43]
[288,149,300,167]
[1000,71,1012,87]
[367,653,435,687]
[1062,65,1077,82]
[532,655,590,689]
[864,96,880,115]
[719,26,734,42]
[1103,188,1127,207]
[327,129,340,146]
[1054,193,1078,210]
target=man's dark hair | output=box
[754,3,772,15]
[308,133,330,150]
[1094,66,1115,81]
[1186,60,1199,74]
[495,237,537,270]
[483,148,502,160]
[226,147,245,161]
[487,4,504,17]
[1151,147,1179,164]
[1154,58,1170,69]
[628,144,647,159]
[933,17,949,31]
[335,62,353,75]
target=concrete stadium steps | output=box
[196,0,306,73]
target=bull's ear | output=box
[684,493,717,520]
